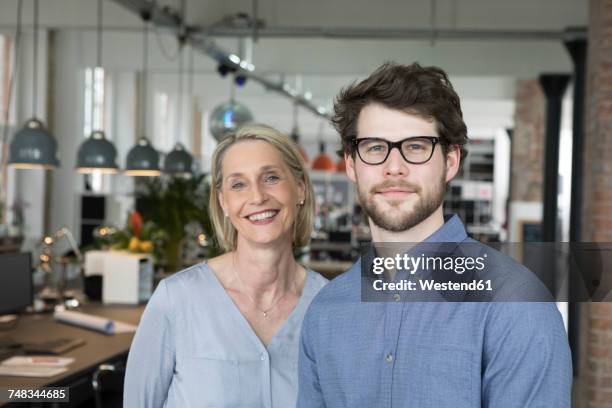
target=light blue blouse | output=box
[124,262,327,408]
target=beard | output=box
[357,172,446,233]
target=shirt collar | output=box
[422,214,468,244]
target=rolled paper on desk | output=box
[53,310,115,334]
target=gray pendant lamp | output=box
[125,136,160,176]
[125,11,160,176]
[164,142,193,176]
[76,0,118,173]
[163,12,193,177]
[9,0,60,169]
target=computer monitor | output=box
[0,252,33,315]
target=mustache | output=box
[370,180,420,194]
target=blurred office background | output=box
[0,0,610,406]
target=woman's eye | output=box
[264,174,280,183]
[231,181,245,190]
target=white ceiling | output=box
[0,0,589,31]
[0,0,587,148]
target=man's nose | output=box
[383,147,409,177]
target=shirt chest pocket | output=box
[175,357,241,407]
[398,345,475,408]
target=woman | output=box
[124,124,327,407]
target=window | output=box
[83,67,106,137]
[83,67,114,193]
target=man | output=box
[297,62,572,407]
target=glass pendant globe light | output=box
[76,0,118,173]
[9,0,60,169]
[209,101,254,142]
[125,11,160,177]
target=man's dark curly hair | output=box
[332,62,468,164]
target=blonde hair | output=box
[209,123,315,252]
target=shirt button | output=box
[393,294,401,302]
[260,353,266,361]
[385,353,393,363]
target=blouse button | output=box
[260,353,266,361]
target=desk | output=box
[0,304,144,407]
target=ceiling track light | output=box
[110,0,330,119]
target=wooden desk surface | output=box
[0,304,144,393]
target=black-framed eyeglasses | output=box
[351,136,441,165]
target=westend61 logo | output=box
[371,253,488,275]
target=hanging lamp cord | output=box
[140,15,149,138]
[91,0,103,132]
[176,0,187,145]
[0,0,24,222]
[32,0,39,118]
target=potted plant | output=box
[134,175,219,273]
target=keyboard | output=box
[23,338,86,355]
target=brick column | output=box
[511,79,546,202]
[580,0,612,407]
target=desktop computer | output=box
[0,252,33,360]
[0,252,86,358]
[0,252,33,315]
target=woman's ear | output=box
[297,180,306,205]
[218,191,228,217]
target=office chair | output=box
[92,362,126,408]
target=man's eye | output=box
[367,144,386,152]
[406,143,425,151]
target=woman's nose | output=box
[249,183,268,205]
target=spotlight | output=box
[217,64,231,77]
[235,75,247,87]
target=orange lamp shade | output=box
[312,154,335,171]
[312,141,336,172]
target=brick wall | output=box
[581,0,612,407]
[511,79,545,202]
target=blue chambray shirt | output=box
[298,215,572,408]
[124,262,327,408]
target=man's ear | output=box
[445,145,461,183]
[345,152,357,183]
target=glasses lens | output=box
[357,139,389,164]
[401,137,433,163]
